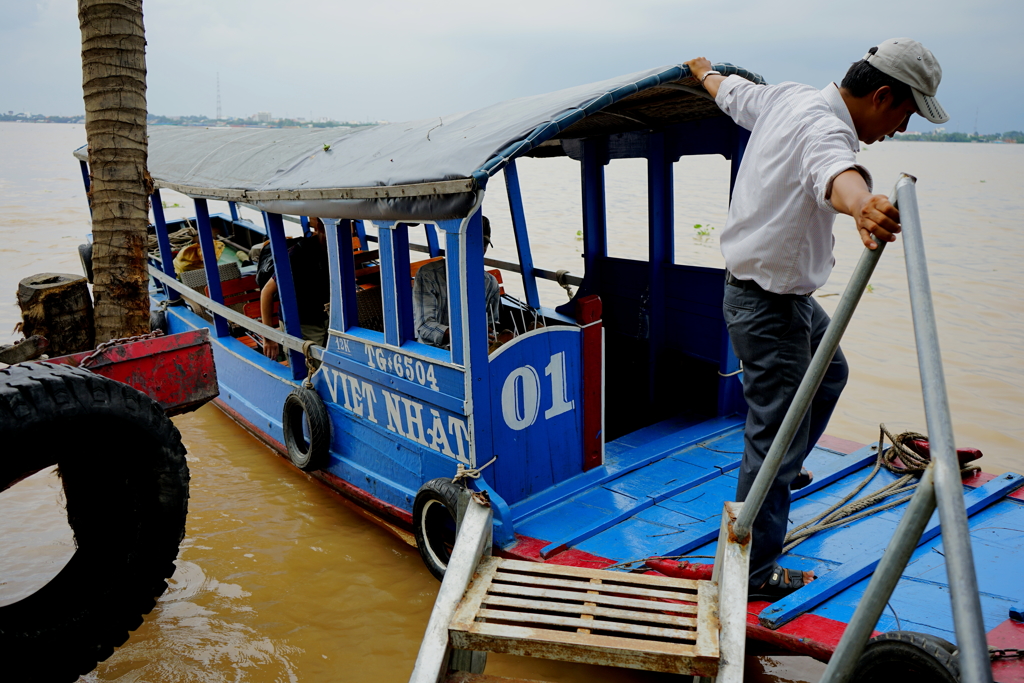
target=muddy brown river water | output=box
[1,122,1021,682]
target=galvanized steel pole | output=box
[895,175,992,683]
[818,467,937,683]
[733,237,887,540]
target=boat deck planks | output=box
[507,415,1024,644]
[449,557,719,676]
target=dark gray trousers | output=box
[723,280,849,587]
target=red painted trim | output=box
[965,471,1024,500]
[988,620,1024,683]
[212,398,413,527]
[576,295,603,471]
[47,329,218,416]
[816,434,863,455]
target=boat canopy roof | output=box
[74,63,763,221]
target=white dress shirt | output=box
[716,77,871,295]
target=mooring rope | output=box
[782,424,980,552]
[453,456,497,484]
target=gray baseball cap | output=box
[864,38,949,124]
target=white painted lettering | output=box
[426,409,453,456]
[448,417,471,466]
[324,369,342,404]
[402,397,429,446]
[545,351,575,419]
[348,375,366,416]
[502,366,540,431]
[382,390,405,436]
[361,380,378,423]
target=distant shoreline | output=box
[0,114,379,130]
[1,118,1020,144]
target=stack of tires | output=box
[0,363,190,682]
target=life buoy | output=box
[854,631,960,682]
[0,362,189,682]
[413,478,463,581]
[281,386,331,471]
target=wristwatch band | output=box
[700,70,722,89]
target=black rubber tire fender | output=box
[281,386,331,471]
[0,362,189,683]
[413,478,462,581]
[853,630,961,683]
[78,242,94,284]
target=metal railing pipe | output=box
[819,467,937,683]
[895,175,992,683]
[733,238,887,540]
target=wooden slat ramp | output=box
[448,558,719,677]
[409,492,748,683]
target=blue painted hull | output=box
[176,291,1024,662]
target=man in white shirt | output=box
[685,38,948,601]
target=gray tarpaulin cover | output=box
[74,63,762,220]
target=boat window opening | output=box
[492,157,585,312]
[670,154,731,269]
[604,158,651,261]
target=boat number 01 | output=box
[366,346,439,390]
[501,352,575,431]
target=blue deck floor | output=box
[509,416,1024,642]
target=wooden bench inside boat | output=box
[449,557,719,677]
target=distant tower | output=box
[216,72,222,121]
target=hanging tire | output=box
[282,386,331,471]
[78,242,94,284]
[853,630,960,683]
[0,362,189,683]
[413,478,463,581]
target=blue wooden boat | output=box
[74,62,1024,680]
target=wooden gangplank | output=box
[409,495,748,683]
[448,558,720,677]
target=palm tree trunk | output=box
[79,0,151,342]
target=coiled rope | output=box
[147,225,197,254]
[783,424,980,552]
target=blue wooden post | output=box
[377,222,414,346]
[324,218,358,333]
[194,198,231,338]
[504,159,541,309]
[425,224,441,258]
[463,210,493,469]
[79,160,92,215]
[266,212,307,378]
[581,138,608,287]
[437,219,464,365]
[300,215,311,236]
[228,201,239,222]
[151,189,179,301]
[647,132,673,403]
[261,210,271,233]
[355,219,368,251]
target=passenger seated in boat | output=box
[413,216,504,349]
[260,217,330,359]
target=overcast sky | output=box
[2,0,1021,133]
